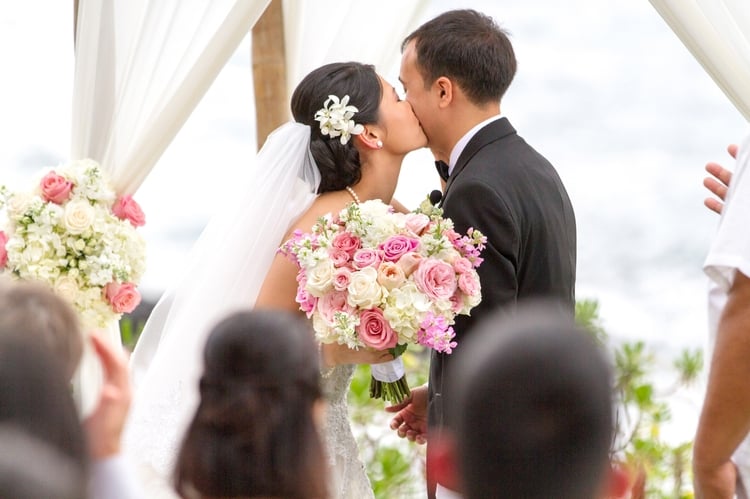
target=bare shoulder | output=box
[285,191,350,237]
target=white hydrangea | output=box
[1,160,146,331]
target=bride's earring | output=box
[376,140,383,149]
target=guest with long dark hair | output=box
[174,310,328,499]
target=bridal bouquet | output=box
[281,196,485,403]
[0,159,147,331]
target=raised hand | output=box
[386,384,428,444]
[704,144,737,215]
[82,332,132,459]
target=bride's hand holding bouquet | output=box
[281,196,485,404]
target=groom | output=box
[388,9,577,497]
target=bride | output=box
[124,61,427,498]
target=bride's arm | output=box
[255,253,300,312]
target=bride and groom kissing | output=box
[124,8,576,499]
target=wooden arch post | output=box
[252,0,288,150]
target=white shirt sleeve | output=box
[704,133,750,291]
[88,454,144,499]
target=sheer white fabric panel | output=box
[72,0,270,195]
[283,0,429,98]
[124,123,320,485]
[649,0,750,121]
[70,0,269,413]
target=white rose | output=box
[306,259,335,297]
[54,275,80,303]
[347,266,383,308]
[63,199,95,235]
[6,192,35,218]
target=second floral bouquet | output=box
[281,196,485,404]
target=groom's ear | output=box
[435,77,453,108]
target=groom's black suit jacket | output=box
[429,117,577,432]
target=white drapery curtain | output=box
[648,0,750,122]
[71,0,270,413]
[283,0,429,105]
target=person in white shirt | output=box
[695,136,750,498]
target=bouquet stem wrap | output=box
[369,356,410,403]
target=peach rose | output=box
[112,195,146,227]
[357,308,397,350]
[40,171,73,204]
[104,282,141,314]
[377,262,406,291]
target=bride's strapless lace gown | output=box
[321,364,375,499]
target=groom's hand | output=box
[386,384,428,444]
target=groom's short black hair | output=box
[447,301,614,499]
[402,9,516,105]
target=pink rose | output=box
[112,195,146,227]
[39,171,73,204]
[352,248,383,269]
[330,249,350,267]
[0,231,8,268]
[332,268,352,291]
[379,235,420,262]
[449,292,463,313]
[296,287,318,317]
[396,251,422,277]
[331,231,361,255]
[404,213,430,236]
[104,282,141,314]
[357,308,397,350]
[317,291,353,324]
[413,259,457,300]
[458,272,481,297]
[453,257,473,274]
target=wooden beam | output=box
[251,0,288,150]
[73,0,79,45]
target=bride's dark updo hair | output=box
[291,62,382,193]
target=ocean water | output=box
[2,0,748,445]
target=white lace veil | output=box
[123,122,320,481]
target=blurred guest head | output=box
[0,277,82,379]
[0,334,88,498]
[174,310,327,499]
[431,301,627,499]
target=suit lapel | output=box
[443,117,517,200]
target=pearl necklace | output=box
[345,185,361,204]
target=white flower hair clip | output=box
[314,95,365,145]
